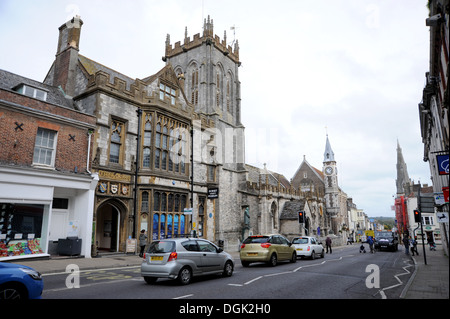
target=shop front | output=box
[0,166,98,260]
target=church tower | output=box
[323,135,339,217]
[396,140,412,196]
[163,16,245,171]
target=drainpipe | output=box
[86,129,93,174]
[133,108,142,239]
[190,126,194,236]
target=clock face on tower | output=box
[325,166,333,175]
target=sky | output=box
[0,0,433,217]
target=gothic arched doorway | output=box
[96,200,123,252]
[304,217,311,236]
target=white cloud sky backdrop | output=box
[0,0,433,217]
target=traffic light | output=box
[298,211,305,224]
[414,210,422,223]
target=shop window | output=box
[152,213,159,240]
[33,128,57,167]
[151,192,188,240]
[0,203,45,258]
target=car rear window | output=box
[147,241,175,253]
[292,238,308,244]
[243,236,270,244]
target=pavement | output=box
[5,244,449,299]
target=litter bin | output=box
[57,237,82,256]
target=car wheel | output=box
[241,260,250,267]
[320,250,325,258]
[0,284,27,300]
[178,267,192,285]
[311,251,315,260]
[223,261,234,277]
[268,253,277,267]
[290,252,297,263]
[144,276,158,284]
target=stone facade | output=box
[27,15,361,255]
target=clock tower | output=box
[323,135,339,219]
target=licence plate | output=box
[151,256,163,261]
[296,248,303,251]
[247,253,258,256]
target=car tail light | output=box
[168,252,177,262]
[240,243,246,249]
[261,243,271,248]
[307,246,311,251]
[143,253,146,259]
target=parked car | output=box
[0,262,43,299]
[240,234,296,267]
[141,238,234,285]
[291,236,324,259]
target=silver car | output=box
[141,238,234,285]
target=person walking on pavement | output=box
[139,229,148,257]
[325,236,332,254]
[410,236,419,256]
[402,235,410,255]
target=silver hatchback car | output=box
[141,238,234,285]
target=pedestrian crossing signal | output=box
[298,211,305,224]
[414,210,421,223]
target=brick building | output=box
[0,68,98,260]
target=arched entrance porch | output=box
[95,199,127,253]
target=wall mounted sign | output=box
[436,154,449,175]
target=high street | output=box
[40,245,415,299]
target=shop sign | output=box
[126,238,136,253]
[443,187,449,203]
[436,154,449,175]
[207,187,219,199]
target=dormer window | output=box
[15,84,47,101]
[159,82,176,105]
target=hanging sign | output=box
[436,154,449,175]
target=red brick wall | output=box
[0,89,96,174]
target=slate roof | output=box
[244,164,291,188]
[78,55,136,90]
[0,69,74,109]
[280,200,306,220]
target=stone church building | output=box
[39,16,350,254]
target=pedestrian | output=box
[367,236,374,253]
[402,236,410,255]
[410,236,419,256]
[428,237,436,251]
[139,229,148,257]
[359,244,366,253]
[325,236,332,254]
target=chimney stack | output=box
[52,16,83,98]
